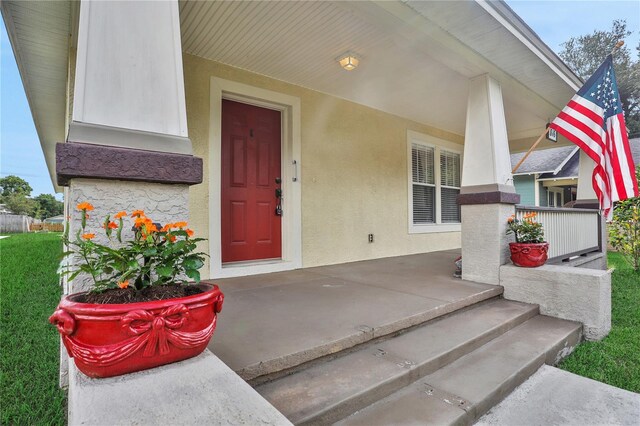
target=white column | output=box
[68,0,190,154]
[60,0,197,295]
[461,75,514,191]
[459,75,518,285]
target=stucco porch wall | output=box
[183,54,464,275]
[500,264,611,340]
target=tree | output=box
[559,20,640,135]
[0,175,32,198]
[4,193,38,216]
[33,194,64,219]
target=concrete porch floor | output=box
[207,249,503,381]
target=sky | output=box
[1,1,639,199]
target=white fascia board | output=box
[513,170,555,176]
[476,0,582,91]
[537,176,578,182]
[552,147,580,175]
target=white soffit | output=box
[180,0,470,135]
[179,0,579,139]
[1,0,71,190]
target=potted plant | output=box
[49,203,223,378]
[506,212,549,267]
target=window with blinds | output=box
[440,150,461,223]
[412,144,435,223]
[409,137,462,229]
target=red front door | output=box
[221,99,282,263]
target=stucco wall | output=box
[183,54,463,275]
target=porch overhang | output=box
[2,0,581,190]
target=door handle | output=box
[275,188,283,216]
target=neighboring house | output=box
[511,137,640,207]
[510,145,579,207]
[43,215,65,224]
[0,204,14,214]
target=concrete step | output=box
[255,299,539,425]
[337,315,582,426]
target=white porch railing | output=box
[515,206,602,263]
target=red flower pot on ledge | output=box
[509,242,549,267]
[50,283,224,378]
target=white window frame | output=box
[547,187,564,208]
[407,130,463,234]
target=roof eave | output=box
[478,0,583,91]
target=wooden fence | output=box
[30,223,65,232]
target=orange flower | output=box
[117,280,129,289]
[114,211,127,219]
[147,223,159,233]
[108,221,118,229]
[82,233,95,240]
[77,202,94,211]
[174,221,188,229]
[185,229,194,237]
[166,235,177,243]
[131,210,145,218]
[161,223,173,232]
[507,217,514,223]
[134,217,152,228]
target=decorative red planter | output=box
[49,283,224,378]
[509,242,549,267]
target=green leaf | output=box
[143,248,158,256]
[156,266,173,277]
[185,269,200,283]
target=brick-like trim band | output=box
[56,142,203,186]
[457,191,521,205]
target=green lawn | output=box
[559,252,640,393]
[1,233,67,425]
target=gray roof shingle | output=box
[510,145,578,175]
[522,137,640,180]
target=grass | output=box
[1,233,67,425]
[558,252,640,393]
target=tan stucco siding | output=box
[184,53,463,275]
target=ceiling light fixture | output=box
[337,52,360,71]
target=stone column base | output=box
[460,203,515,285]
[65,178,189,293]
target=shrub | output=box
[609,197,640,272]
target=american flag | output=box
[550,54,638,220]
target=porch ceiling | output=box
[179,0,580,140]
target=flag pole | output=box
[511,127,550,174]
[610,40,624,55]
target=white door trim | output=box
[209,77,302,278]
